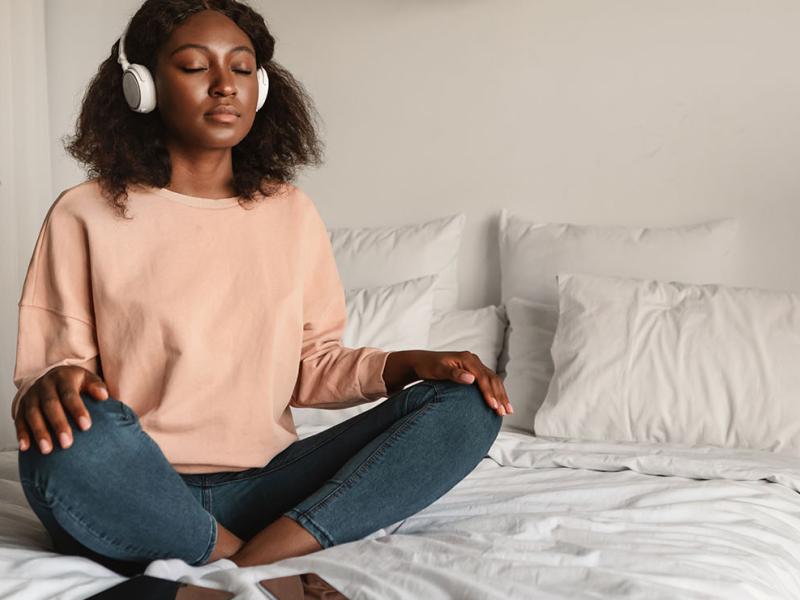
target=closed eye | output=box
[181,68,252,74]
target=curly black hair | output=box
[64,0,325,218]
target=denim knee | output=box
[17,393,216,568]
[429,380,502,452]
[18,393,132,497]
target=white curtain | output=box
[0,0,52,450]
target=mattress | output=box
[2,427,800,599]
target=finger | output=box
[497,376,513,415]
[453,352,478,384]
[481,368,500,412]
[485,373,505,416]
[82,371,109,401]
[453,368,475,384]
[472,373,504,415]
[488,371,513,415]
[14,413,31,452]
[57,381,93,433]
[23,388,55,455]
[40,389,73,450]
[463,355,504,416]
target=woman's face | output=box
[154,10,259,150]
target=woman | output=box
[13,0,511,577]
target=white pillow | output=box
[291,274,438,428]
[427,304,507,373]
[500,298,558,434]
[328,214,466,314]
[496,212,741,391]
[534,273,800,456]
[498,211,740,306]
[342,274,438,350]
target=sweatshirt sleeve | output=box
[11,194,101,421]
[289,194,391,410]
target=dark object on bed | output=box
[84,572,348,599]
[84,574,234,599]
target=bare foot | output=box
[230,515,322,567]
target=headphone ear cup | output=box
[256,66,269,112]
[122,63,157,113]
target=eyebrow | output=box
[169,43,255,57]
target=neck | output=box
[165,140,236,198]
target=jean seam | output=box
[22,478,166,560]
[194,513,217,566]
[294,387,438,524]
[283,510,334,549]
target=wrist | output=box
[382,350,423,393]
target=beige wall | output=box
[47,1,800,308]
[5,0,798,447]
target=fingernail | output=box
[78,416,91,430]
[508,405,514,414]
[39,439,51,453]
[499,406,506,416]
[18,439,28,451]
[59,432,72,448]
[459,373,473,383]
[490,397,498,409]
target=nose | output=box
[209,66,236,98]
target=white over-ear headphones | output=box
[116,22,269,114]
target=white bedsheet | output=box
[2,429,800,599]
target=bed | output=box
[7,211,799,599]
[3,426,800,599]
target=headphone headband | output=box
[117,27,131,71]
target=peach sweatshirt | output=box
[12,180,391,474]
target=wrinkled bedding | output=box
[2,428,799,599]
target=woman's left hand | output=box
[409,350,513,417]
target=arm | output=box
[289,195,391,410]
[11,194,101,421]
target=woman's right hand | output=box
[15,366,109,454]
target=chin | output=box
[198,130,248,148]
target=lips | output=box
[205,105,240,116]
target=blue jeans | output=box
[17,379,501,577]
